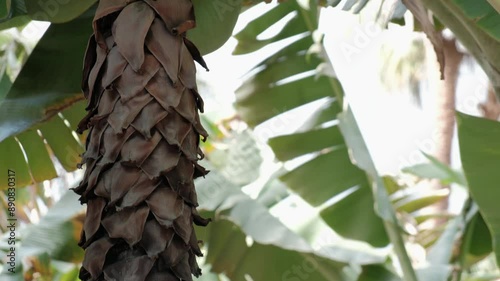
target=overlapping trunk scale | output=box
[75,1,210,280]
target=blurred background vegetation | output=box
[1,0,500,280]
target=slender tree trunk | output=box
[75,1,210,280]
[434,37,463,166]
[479,83,500,120]
[432,37,463,217]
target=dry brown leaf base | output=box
[75,1,210,280]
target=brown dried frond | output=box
[75,1,210,280]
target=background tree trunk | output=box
[479,83,500,120]
[431,36,463,223]
[434,37,463,167]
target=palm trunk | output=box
[433,37,463,215]
[479,83,500,120]
[75,1,210,280]
[434,37,463,166]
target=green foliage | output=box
[194,158,388,280]
[0,191,84,279]
[24,0,95,23]
[0,17,90,142]
[457,112,500,267]
[421,0,500,96]
[358,265,401,281]
[234,0,390,247]
[453,0,500,41]
[0,0,242,187]
[0,0,241,56]
[403,153,467,186]
[466,212,493,266]
[0,138,31,186]
[0,1,10,21]
[0,0,28,30]
[0,16,89,187]
[337,108,420,281]
[189,0,243,55]
[1,1,500,280]
[0,102,86,189]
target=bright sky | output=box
[320,6,489,174]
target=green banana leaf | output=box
[0,190,85,279]
[0,0,241,56]
[457,112,500,267]
[0,14,90,189]
[234,0,388,247]
[195,160,389,281]
[452,0,500,41]
[0,16,90,142]
[402,153,467,186]
[0,0,243,188]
